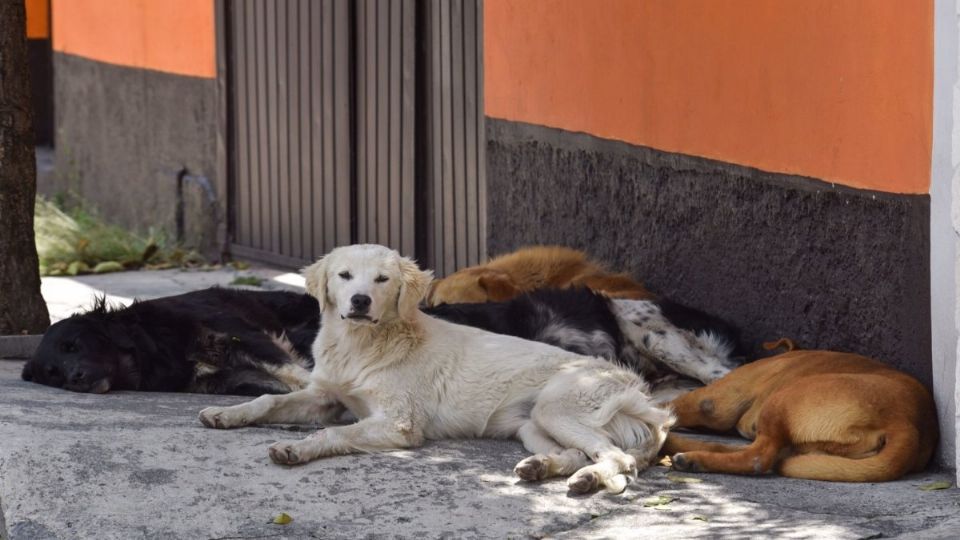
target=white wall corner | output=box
[932,0,959,474]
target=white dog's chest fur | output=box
[311,313,603,439]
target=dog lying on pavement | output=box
[22,288,319,395]
[664,344,938,482]
[199,244,675,494]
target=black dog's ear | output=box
[21,362,33,381]
[107,322,137,350]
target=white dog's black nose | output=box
[350,294,372,313]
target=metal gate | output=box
[355,0,417,256]
[222,0,484,272]
[226,0,352,266]
[420,0,486,276]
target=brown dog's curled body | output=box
[425,245,653,306]
[665,350,937,482]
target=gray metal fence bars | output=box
[222,0,484,274]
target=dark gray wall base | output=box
[48,53,222,257]
[0,335,41,360]
[486,119,932,387]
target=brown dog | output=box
[425,245,653,306]
[664,348,938,482]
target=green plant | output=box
[229,275,264,287]
[34,196,206,276]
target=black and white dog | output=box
[424,288,743,400]
[24,287,741,398]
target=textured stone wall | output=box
[486,119,932,388]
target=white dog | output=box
[198,244,674,494]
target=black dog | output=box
[22,288,319,395]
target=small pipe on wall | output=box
[174,167,219,246]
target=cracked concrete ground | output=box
[1,270,958,539]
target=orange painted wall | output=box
[26,0,49,39]
[485,0,933,194]
[51,0,215,78]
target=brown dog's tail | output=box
[777,425,920,482]
[762,338,800,353]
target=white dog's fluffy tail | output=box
[597,384,675,465]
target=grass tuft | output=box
[230,275,264,287]
[34,196,207,276]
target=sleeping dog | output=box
[425,245,654,305]
[665,345,938,482]
[199,244,675,494]
[22,288,319,395]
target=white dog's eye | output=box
[339,271,353,280]
[374,275,388,283]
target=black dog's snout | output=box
[350,294,372,313]
[68,368,88,384]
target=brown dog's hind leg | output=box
[671,434,784,475]
[662,433,747,455]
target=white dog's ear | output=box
[302,257,329,310]
[397,256,433,319]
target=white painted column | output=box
[933,0,959,475]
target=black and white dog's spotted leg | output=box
[612,299,738,384]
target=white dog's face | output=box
[302,244,433,326]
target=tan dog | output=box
[425,245,653,306]
[664,347,938,482]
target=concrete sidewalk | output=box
[40,265,306,323]
[1,269,958,539]
[0,358,957,539]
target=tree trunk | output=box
[0,0,49,334]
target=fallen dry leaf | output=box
[272,512,293,525]
[918,481,952,491]
[643,495,675,508]
[667,473,703,484]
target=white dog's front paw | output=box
[198,406,247,429]
[268,440,311,465]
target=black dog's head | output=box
[22,300,140,393]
